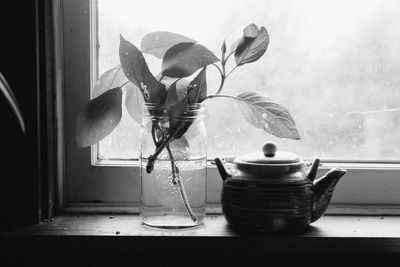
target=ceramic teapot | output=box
[215,141,347,232]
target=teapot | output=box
[215,141,347,233]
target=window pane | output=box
[97,0,400,161]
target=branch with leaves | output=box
[75,23,300,222]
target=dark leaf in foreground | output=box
[119,35,165,103]
[76,87,122,147]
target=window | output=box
[63,0,400,212]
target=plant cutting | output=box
[76,23,300,228]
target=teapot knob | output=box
[262,141,277,157]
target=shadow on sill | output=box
[3,214,400,255]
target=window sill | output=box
[3,214,400,254]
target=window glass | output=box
[97,0,400,161]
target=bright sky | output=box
[99,0,395,41]
[98,0,400,68]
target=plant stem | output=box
[225,50,235,62]
[215,77,225,95]
[212,63,225,95]
[203,94,244,102]
[166,144,197,223]
[203,93,258,107]
[157,123,177,185]
[212,63,223,77]
[214,60,226,95]
[146,122,185,173]
[203,94,274,116]
[148,120,197,222]
[120,80,130,89]
[225,65,238,79]
[213,48,238,94]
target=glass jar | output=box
[139,103,207,228]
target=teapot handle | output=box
[214,158,232,181]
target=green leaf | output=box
[243,23,259,39]
[164,78,190,106]
[204,91,300,140]
[236,91,300,140]
[165,68,208,139]
[0,71,25,132]
[93,65,127,97]
[76,87,123,147]
[230,39,240,53]
[141,31,196,59]
[188,67,207,103]
[119,35,166,103]
[165,68,207,139]
[235,24,269,66]
[163,68,206,139]
[124,82,144,125]
[230,24,258,53]
[221,40,227,58]
[156,74,178,87]
[162,43,219,78]
[168,97,188,133]
[164,80,181,105]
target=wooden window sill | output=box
[2,214,400,254]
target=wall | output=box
[0,0,41,228]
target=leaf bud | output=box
[221,40,227,55]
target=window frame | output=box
[62,0,400,214]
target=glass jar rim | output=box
[143,102,205,120]
[144,102,204,109]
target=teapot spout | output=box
[311,168,347,223]
[307,157,321,181]
[214,158,232,181]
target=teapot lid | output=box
[236,141,300,165]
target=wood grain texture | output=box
[3,214,400,254]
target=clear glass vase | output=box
[139,103,207,228]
